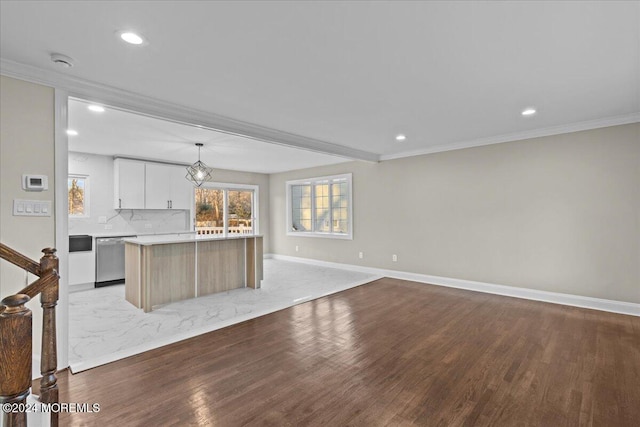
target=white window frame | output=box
[196,182,259,238]
[286,173,353,240]
[68,174,90,218]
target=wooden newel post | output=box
[39,247,59,427]
[0,294,32,427]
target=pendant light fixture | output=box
[186,143,213,187]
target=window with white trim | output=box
[286,173,352,239]
[68,175,89,217]
[195,183,258,237]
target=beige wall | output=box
[0,76,55,294]
[0,76,56,354]
[270,123,640,304]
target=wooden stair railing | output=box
[0,244,59,427]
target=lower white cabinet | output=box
[69,250,96,286]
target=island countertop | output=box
[88,230,190,238]
[123,233,262,246]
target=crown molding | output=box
[4,58,637,165]
[380,112,640,161]
[0,58,380,163]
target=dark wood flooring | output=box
[45,278,640,426]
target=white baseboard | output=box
[68,282,95,293]
[266,254,640,317]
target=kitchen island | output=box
[124,234,263,312]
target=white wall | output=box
[270,123,640,304]
[0,75,55,355]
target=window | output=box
[195,183,258,236]
[227,190,254,235]
[287,173,352,239]
[68,175,89,217]
[195,188,224,233]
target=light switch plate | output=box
[13,199,51,217]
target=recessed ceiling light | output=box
[66,129,78,136]
[521,108,537,116]
[395,134,407,142]
[88,105,105,113]
[119,31,145,45]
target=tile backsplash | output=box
[69,208,190,235]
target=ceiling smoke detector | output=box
[50,53,74,68]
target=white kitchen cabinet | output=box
[146,163,193,210]
[114,158,145,209]
[115,159,193,210]
[69,250,96,286]
[168,165,194,210]
[145,163,173,209]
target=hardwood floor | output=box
[45,278,640,426]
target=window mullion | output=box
[251,190,256,234]
[310,183,316,233]
[223,189,229,238]
[328,181,333,234]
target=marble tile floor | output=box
[68,259,380,372]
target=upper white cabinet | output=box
[145,163,174,209]
[114,159,145,209]
[115,159,193,210]
[145,163,193,210]
[168,165,194,210]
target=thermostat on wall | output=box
[22,174,48,191]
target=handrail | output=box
[0,243,41,276]
[18,270,59,299]
[0,245,59,427]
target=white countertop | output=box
[82,231,191,238]
[123,233,261,246]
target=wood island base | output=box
[124,235,263,312]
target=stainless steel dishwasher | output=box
[95,236,135,287]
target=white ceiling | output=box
[1,1,639,167]
[67,98,349,174]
